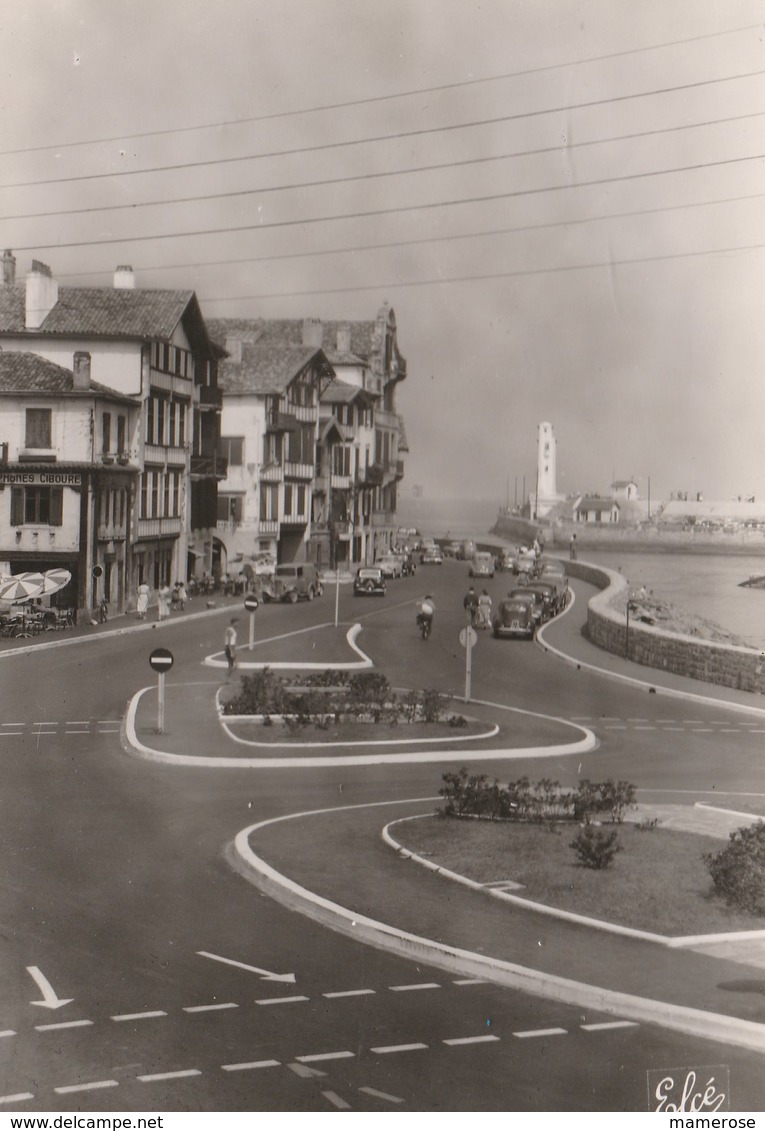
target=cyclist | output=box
[416,594,435,638]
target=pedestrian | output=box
[224,617,239,677]
[136,580,150,619]
[569,533,577,561]
[177,580,187,610]
[158,582,171,621]
[463,585,478,625]
[476,588,492,630]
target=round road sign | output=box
[459,626,478,649]
[244,593,259,612]
[149,647,174,672]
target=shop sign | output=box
[0,471,82,486]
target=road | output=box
[1,560,764,1112]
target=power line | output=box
[2,67,763,193]
[0,22,758,159]
[12,151,765,255]
[6,108,764,224]
[56,190,765,281]
[196,240,765,304]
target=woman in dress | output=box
[136,581,150,619]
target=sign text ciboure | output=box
[0,471,82,486]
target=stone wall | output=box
[566,560,765,696]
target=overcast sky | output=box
[2,0,764,507]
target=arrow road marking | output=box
[196,950,296,983]
[27,966,73,1010]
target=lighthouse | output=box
[530,421,564,519]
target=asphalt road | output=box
[1,561,764,1112]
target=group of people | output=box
[463,585,493,629]
[135,580,188,620]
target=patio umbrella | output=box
[17,569,72,596]
[0,575,44,603]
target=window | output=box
[283,484,293,516]
[297,485,306,516]
[117,414,126,454]
[25,408,52,449]
[221,436,244,466]
[146,399,155,445]
[157,398,166,446]
[11,485,62,526]
[217,495,243,523]
[178,402,186,446]
[260,483,279,521]
[102,413,111,454]
[263,433,281,463]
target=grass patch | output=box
[225,719,489,745]
[395,814,765,936]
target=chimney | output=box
[302,318,323,348]
[25,260,59,329]
[336,323,351,353]
[1,250,16,285]
[113,265,136,289]
[72,351,91,390]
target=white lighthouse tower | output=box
[530,421,564,519]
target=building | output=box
[0,254,224,612]
[574,496,621,524]
[611,479,639,501]
[209,304,408,572]
[530,421,565,519]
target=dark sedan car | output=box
[353,566,387,597]
[492,597,536,639]
[509,587,548,626]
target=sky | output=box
[1,0,764,508]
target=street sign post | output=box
[459,625,477,703]
[244,593,259,650]
[149,647,174,733]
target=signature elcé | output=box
[653,1069,727,1113]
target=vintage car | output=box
[497,549,516,572]
[468,551,495,579]
[442,540,463,558]
[492,596,536,639]
[263,562,323,603]
[375,554,403,579]
[353,566,386,597]
[509,586,547,625]
[522,581,560,620]
[512,548,538,575]
[420,545,443,565]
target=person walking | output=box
[569,533,577,561]
[136,580,150,620]
[177,580,187,610]
[463,585,478,625]
[224,617,239,677]
[157,583,171,621]
[476,588,493,630]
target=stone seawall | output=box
[566,560,765,696]
[491,514,765,556]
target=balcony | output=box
[190,454,228,480]
[136,516,183,539]
[259,519,279,535]
[260,462,283,483]
[359,463,384,487]
[266,410,298,433]
[281,512,309,527]
[331,473,353,490]
[197,385,222,409]
[97,522,127,542]
[284,460,314,480]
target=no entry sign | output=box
[149,647,174,673]
[244,594,259,612]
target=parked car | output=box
[264,562,323,603]
[492,597,536,639]
[420,546,443,565]
[468,551,495,579]
[509,587,547,626]
[353,567,386,597]
[522,581,559,620]
[513,548,537,575]
[376,554,403,579]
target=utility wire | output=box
[197,240,765,304]
[0,22,759,158]
[57,190,765,281]
[5,109,764,224]
[11,151,765,255]
[1,67,763,192]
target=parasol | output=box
[0,575,44,603]
[17,569,72,596]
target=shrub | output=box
[420,689,444,724]
[570,825,622,869]
[348,671,391,721]
[573,779,636,824]
[704,822,765,914]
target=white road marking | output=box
[288,1063,326,1079]
[137,1069,201,1083]
[719,729,742,733]
[581,1020,639,1032]
[54,1080,118,1095]
[634,726,656,730]
[0,1094,33,1104]
[443,1035,500,1046]
[692,729,715,733]
[513,1027,567,1039]
[183,1002,238,1013]
[0,1031,15,1038]
[322,1091,351,1110]
[0,732,22,737]
[35,1019,93,1032]
[297,1051,354,1063]
[111,1011,167,1021]
[603,726,626,730]
[627,718,649,722]
[255,995,309,1006]
[323,988,376,998]
[662,727,685,731]
[222,1059,281,1072]
[358,1086,404,1104]
[370,1042,429,1054]
[389,982,440,992]
[453,978,487,986]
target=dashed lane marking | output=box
[0,1031,15,1038]
[297,1051,355,1063]
[0,1094,33,1105]
[137,1069,202,1083]
[222,1059,281,1072]
[358,1086,404,1104]
[182,1003,238,1013]
[111,1011,167,1022]
[322,1091,351,1110]
[443,1035,500,1046]
[35,1019,93,1032]
[513,1027,568,1039]
[370,1042,429,1054]
[453,979,487,986]
[255,995,309,1006]
[54,1080,118,1095]
[692,729,715,733]
[389,982,441,992]
[323,989,376,999]
[581,1021,640,1032]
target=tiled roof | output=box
[0,352,136,403]
[577,496,619,511]
[207,316,378,361]
[320,379,369,405]
[217,340,332,395]
[0,285,217,354]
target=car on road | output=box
[442,540,462,558]
[492,596,536,639]
[264,562,323,603]
[376,554,403,579]
[497,549,516,572]
[353,566,386,597]
[509,586,547,626]
[420,546,443,565]
[468,551,495,579]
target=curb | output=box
[202,622,374,671]
[231,800,765,1055]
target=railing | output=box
[331,473,353,489]
[266,410,298,432]
[260,462,283,482]
[259,519,279,535]
[136,516,183,538]
[96,523,127,541]
[190,454,228,479]
[281,512,309,526]
[283,461,314,480]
